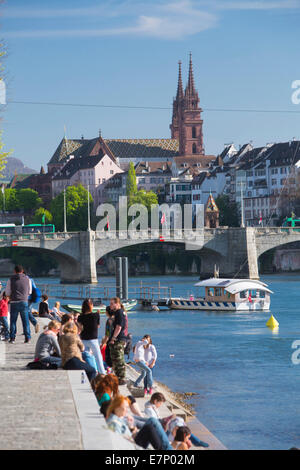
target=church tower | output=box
[170,54,204,156]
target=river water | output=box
[33,273,300,450]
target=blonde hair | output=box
[63,322,78,335]
[55,301,60,308]
[47,320,61,331]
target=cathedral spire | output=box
[176,60,184,100]
[187,53,195,94]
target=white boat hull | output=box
[170,299,270,311]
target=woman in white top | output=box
[143,335,157,393]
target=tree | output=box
[33,207,53,224]
[129,189,158,212]
[0,188,18,211]
[126,162,137,197]
[50,184,93,232]
[16,189,42,212]
[215,194,240,227]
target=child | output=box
[39,295,54,320]
[144,392,165,419]
[0,292,9,341]
[100,336,107,362]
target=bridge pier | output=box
[60,231,97,284]
[202,227,259,279]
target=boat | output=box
[169,278,273,311]
[61,299,138,314]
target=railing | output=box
[37,281,172,302]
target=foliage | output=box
[126,162,137,196]
[128,189,158,211]
[16,189,42,211]
[0,188,42,212]
[33,207,53,224]
[50,184,93,232]
[215,194,240,227]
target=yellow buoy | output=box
[266,315,279,328]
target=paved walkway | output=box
[0,319,83,450]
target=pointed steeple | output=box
[186,52,195,95]
[185,52,198,99]
[176,60,184,101]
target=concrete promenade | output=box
[0,317,226,450]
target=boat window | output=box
[215,288,222,296]
[240,290,247,298]
[258,290,265,298]
[207,288,214,297]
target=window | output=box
[110,170,114,175]
[192,143,197,154]
[192,127,196,138]
[271,168,278,175]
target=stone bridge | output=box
[0,227,298,283]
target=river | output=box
[30,273,300,449]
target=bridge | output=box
[0,227,298,283]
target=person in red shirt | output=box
[0,292,9,341]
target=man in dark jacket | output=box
[6,265,32,344]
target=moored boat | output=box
[62,299,138,314]
[169,278,273,311]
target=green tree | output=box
[126,162,137,197]
[215,194,240,227]
[16,189,42,212]
[33,207,53,224]
[50,184,93,232]
[0,188,18,211]
[129,189,158,211]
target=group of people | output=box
[32,296,131,386]
[92,373,199,450]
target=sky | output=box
[1,0,300,170]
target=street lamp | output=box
[237,181,246,228]
[87,184,91,231]
[63,187,67,232]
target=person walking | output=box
[6,265,32,344]
[27,275,41,334]
[77,298,106,375]
[133,335,153,394]
[108,297,127,385]
[143,335,157,393]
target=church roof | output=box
[48,137,86,165]
[205,193,219,212]
[103,139,179,160]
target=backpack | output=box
[28,283,41,304]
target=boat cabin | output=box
[194,278,272,304]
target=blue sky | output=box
[1,0,300,170]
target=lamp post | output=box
[63,187,67,232]
[238,181,246,228]
[87,184,91,231]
